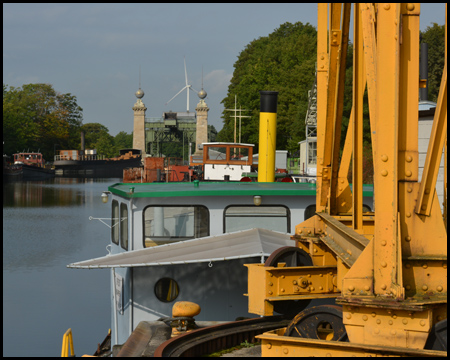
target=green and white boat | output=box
[68,180,373,347]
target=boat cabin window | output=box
[111,200,119,245]
[120,203,128,250]
[143,205,209,247]
[224,205,290,233]
[206,146,227,161]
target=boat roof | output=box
[109,181,374,199]
[202,142,254,147]
[67,228,295,269]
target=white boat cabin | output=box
[69,181,374,346]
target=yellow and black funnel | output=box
[258,91,278,182]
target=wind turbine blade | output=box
[184,57,188,86]
[189,86,199,94]
[165,86,187,105]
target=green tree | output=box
[420,23,445,102]
[218,22,317,154]
[114,131,133,150]
[3,83,83,160]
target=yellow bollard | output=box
[258,91,278,182]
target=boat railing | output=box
[54,154,107,161]
[60,328,75,357]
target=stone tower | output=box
[132,88,147,157]
[194,88,209,156]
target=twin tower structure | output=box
[132,85,210,158]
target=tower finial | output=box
[139,64,141,89]
[198,65,207,100]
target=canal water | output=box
[3,178,119,357]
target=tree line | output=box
[3,83,132,161]
[217,21,446,156]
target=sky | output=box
[3,3,446,137]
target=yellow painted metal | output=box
[257,111,277,183]
[257,328,447,357]
[316,3,329,212]
[330,4,351,215]
[245,263,339,316]
[398,3,420,184]
[61,328,74,357]
[372,2,402,298]
[352,3,364,231]
[416,63,447,215]
[246,2,447,356]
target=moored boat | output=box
[68,180,374,348]
[13,152,55,180]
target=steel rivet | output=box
[381,154,388,162]
[376,319,381,324]
[422,285,428,291]
[293,280,297,285]
[364,286,370,291]
[267,343,272,349]
[405,236,411,242]
[422,263,428,269]
[319,286,323,290]
[437,286,443,292]
[346,314,352,319]
[268,281,273,286]
[381,284,387,290]
[381,240,387,246]
[391,330,397,335]
[363,315,368,321]
[348,286,355,291]
[374,329,380,334]
[420,320,426,327]
[384,4,390,10]
[381,261,387,268]
[268,290,273,295]
[381,170,388,176]
[425,188,430,194]
[281,288,285,292]
[389,320,393,325]
[403,319,408,325]
[405,170,412,177]
[406,212,411,217]
[421,204,427,210]
[371,312,376,318]
[406,3,415,11]
[406,155,413,162]
[283,348,289,354]
[407,187,412,193]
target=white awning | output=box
[67,228,295,269]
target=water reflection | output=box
[3,178,116,208]
[3,178,118,356]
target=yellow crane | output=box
[247,3,447,356]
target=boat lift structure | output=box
[246,3,447,356]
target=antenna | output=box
[224,95,251,145]
[165,57,198,112]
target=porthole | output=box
[154,277,179,303]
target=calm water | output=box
[3,178,119,357]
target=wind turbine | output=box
[165,57,198,112]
